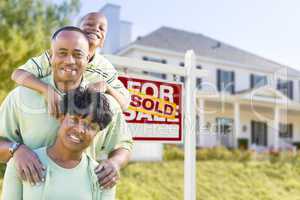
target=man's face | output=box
[58,114,100,152]
[51,31,89,83]
[80,13,108,49]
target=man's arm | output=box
[1,158,23,200]
[0,140,13,163]
[94,95,133,189]
[0,93,45,185]
[95,148,131,189]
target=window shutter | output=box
[251,121,254,144]
[289,81,294,99]
[250,74,254,88]
[217,69,221,91]
[231,71,235,94]
[289,124,293,138]
[264,123,267,146]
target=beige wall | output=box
[198,101,300,147]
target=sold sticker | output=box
[128,89,177,119]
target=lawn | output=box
[2,149,300,200]
[116,160,300,200]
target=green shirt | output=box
[0,75,133,159]
[18,51,130,106]
[1,147,115,200]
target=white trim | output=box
[105,54,208,77]
[117,44,300,79]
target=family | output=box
[0,12,133,200]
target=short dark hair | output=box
[51,26,89,43]
[60,87,113,131]
[77,12,106,26]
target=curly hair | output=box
[60,87,113,130]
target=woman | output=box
[1,88,114,200]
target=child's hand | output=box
[87,81,108,93]
[43,86,61,118]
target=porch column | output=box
[198,99,205,146]
[273,106,280,150]
[234,102,240,148]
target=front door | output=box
[216,118,234,147]
[251,121,268,146]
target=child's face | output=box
[80,13,108,50]
[58,114,100,152]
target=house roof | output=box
[126,26,300,77]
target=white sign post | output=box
[106,53,203,199]
[184,50,196,200]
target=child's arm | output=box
[11,69,61,118]
[92,55,131,111]
[87,81,129,111]
[12,69,49,95]
[106,85,129,111]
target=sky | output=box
[56,0,300,70]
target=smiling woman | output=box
[1,88,114,200]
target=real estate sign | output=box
[119,76,183,143]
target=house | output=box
[100,4,300,159]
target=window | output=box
[250,74,267,88]
[196,78,202,90]
[196,65,202,69]
[143,71,166,80]
[279,123,293,140]
[142,56,167,80]
[179,63,202,69]
[217,69,235,94]
[277,79,293,99]
[142,56,167,64]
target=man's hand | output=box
[13,145,45,185]
[94,159,120,189]
[43,86,61,118]
[88,81,108,93]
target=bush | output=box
[197,146,232,161]
[163,144,300,164]
[163,144,184,161]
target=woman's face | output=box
[58,114,100,152]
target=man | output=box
[12,12,129,115]
[0,26,132,195]
[2,88,114,200]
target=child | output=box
[11,12,129,117]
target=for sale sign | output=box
[119,76,183,142]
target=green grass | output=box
[2,147,300,200]
[116,160,300,200]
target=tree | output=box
[0,0,80,101]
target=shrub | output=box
[163,144,184,161]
